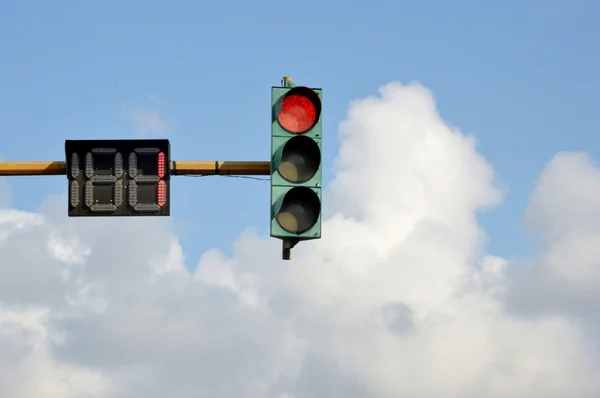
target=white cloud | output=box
[123,105,168,137]
[507,152,600,317]
[0,306,114,398]
[1,81,600,397]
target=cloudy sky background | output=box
[2,1,600,397]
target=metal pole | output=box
[282,238,298,261]
[0,161,271,176]
[0,161,66,176]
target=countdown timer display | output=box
[65,139,171,217]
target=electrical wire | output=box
[182,174,269,181]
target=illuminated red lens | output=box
[278,93,318,134]
[158,152,165,178]
[157,151,166,207]
[158,180,166,207]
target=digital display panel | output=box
[65,139,171,217]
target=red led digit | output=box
[158,152,165,178]
[158,180,166,207]
[157,152,166,207]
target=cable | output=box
[182,174,269,181]
[223,175,269,181]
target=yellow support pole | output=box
[0,161,270,176]
[0,161,66,176]
[172,161,270,176]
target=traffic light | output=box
[270,79,322,250]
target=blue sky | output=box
[4,3,600,396]
[1,0,599,267]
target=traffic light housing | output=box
[271,83,322,243]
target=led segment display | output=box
[65,139,171,217]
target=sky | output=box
[1,1,600,397]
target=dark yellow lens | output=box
[277,136,321,184]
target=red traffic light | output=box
[277,87,321,134]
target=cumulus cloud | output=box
[1,81,600,398]
[123,105,168,137]
[507,152,600,318]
